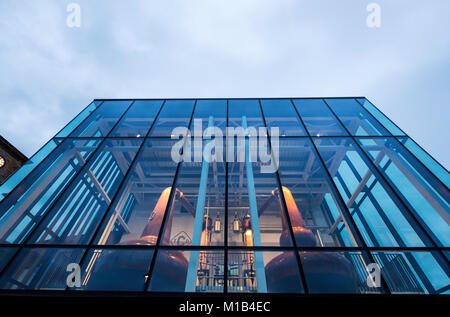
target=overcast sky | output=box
[0,0,449,168]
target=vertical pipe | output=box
[185,116,214,292]
[242,116,267,293]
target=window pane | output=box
[161,138,225,246]
[56,101,102,137]
[356,98,405,136]
[277,138,360,247]
[371,251,450,294]
[260,99,306,136]
[28,139,142,245]
[76,248,153,291]
[0,139,59,203]
[0,247,84,290]
[228,250,304,293]
[0,139,100,244]
[228,99,264,130]
[149,100,195,137]
[300,251,384,294]
[314,137,431,247]
[357,137,450,246]
[398,137,450,188]
[325,98,390,136]
[110,100,163,137]
[227,137,291,246]
[293,99,348,136]
[0,247,17,272]
[149,249,224,293]
[192,99,227,135]
[70,100,132,137]
[94,139,179,246]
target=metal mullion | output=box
[66,100,167,292]
[0,101,135,283]
[224,99,229,294]
[322,99,447,263]
[143,99,198,292]
[258,99,309,294]
[291,98,392,294]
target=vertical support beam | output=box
[185,116,214,292]
[242,116,267,293]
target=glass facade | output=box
[0,97,448,295]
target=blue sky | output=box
[0,0,449,168]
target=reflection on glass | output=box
[70,101,132,137]
[78,248,153,291]
[0,248,17,272]
[0,248,84,290]
[325,98,390,136]
[397,137,450,188]
[293,99,347,136]
[0,139,59,203]
[28,139,142,245]
[314,137,430,247]
[277,138,359,247]
[149,100,195,137]
[193,100,227,135]
[161,138,225,246]
[260,99,306,136]
[371,251,449,294]
[300,251,384,294]
[227,138,291,247]
[356,98,405,136]
[57,101,102,137]
[228,99,264,130]
[0,139,100,244]
[228,251,303,293]
[149,249,224,293]
[110,100,163,137]
[94,139,179,246]
[358,138,450,246]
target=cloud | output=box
[0,0,449,168]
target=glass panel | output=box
[227,137,291,247]
[69,100,132,137]
[228,250,303,293]
[228,99,264,131]
[293,99,348,136]
[398,137,450,188]
[0,139,59,203]
[356,98,405,136]
[0,247,17,272]
[0,247,84,290]
[56,101,102,137]
[148,249,224,293]
[277,138,359,247]
[260,99,306,136]
[325,98,390,136]
[192,99,227,135]
[372,251,450,294]
[110,100,163,137]
[94,139,179,246]
[358,138,450,246]
[300,251,384,294]
[28,139,142,245]
[149,100,195,137]
[314,137,431,247]
[161,138,225,246]
[76,248,153,291]
[0,139,100,244]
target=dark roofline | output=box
[0,136,28,162]
[93,96,367,101]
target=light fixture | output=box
[214,213,221,232]
[233,213,240,232]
